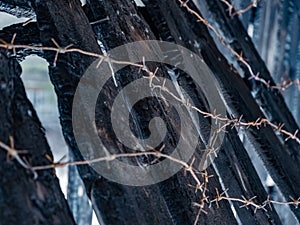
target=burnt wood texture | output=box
[0,49,75,225]
[0,0,299,224]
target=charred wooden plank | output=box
[0,0,35,18]
[140,0,299,222]
[0,49,75,225]
[31,0,172,224]
[87,0,237,224]
[200,0,300,166]
[0,22,42,61]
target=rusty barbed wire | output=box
[0,137,37,178]
[0,136,203,187]
[0,36,299,223]
[178,0,300,93]
[0,136,298,225]
[220,0,260,17]
[151,78,300,144]
[0,37,299,144]
[211,188,300,211]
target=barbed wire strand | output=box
[220,0,260,17]
[0,36,299,224]
[1,37,299,144]
[0,136,298,214]
[178,0,300,93]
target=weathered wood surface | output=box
[0,0,34,18]
[140,0,300,221]
[140,1,282,224]
[31,0,174,224]
[31,0,237,224]
[199,0,300,161]
[0,0,299,224]
[86,0,239,224]
[0,22,41,60]
[0,49,75,225]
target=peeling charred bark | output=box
[85,0,238,224]
[0,50,75,225]
[0,22,42,61]
[0,0,34,18]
